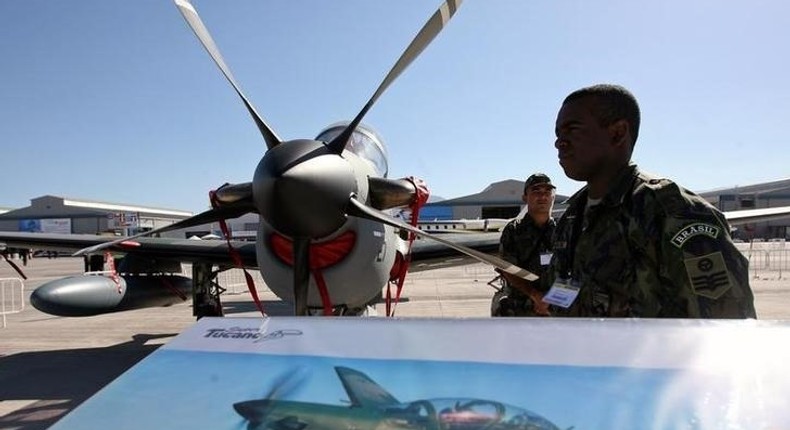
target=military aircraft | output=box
[0,0,539,318]
[232,366,565,430]
[3,0,788,320]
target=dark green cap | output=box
[524,173,555,193]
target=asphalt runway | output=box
[1,253,789,429]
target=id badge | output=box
[540,252,553,266]
[542,278,580,308]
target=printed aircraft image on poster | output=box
[0,0,537,319]
[44,317,790,430]
[232,366,564,430]
[2,0,790,320]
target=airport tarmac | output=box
[1,255,789,429]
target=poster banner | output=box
[18,218,71,233]
[41,218,71,234]
[18,219,40,232]
[51,318,790,429]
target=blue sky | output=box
[2,1,788,214]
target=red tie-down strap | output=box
[209,190,265,316]
[270,231,356,316]
[159,277,188,301]
[104,251,122,294]
[1,253,27,280]
[386,177,429,316]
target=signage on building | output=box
[19,218,71,234]
[108,212,139,229]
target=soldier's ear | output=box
[608,119,630,149]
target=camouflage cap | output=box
[524,173,555,193]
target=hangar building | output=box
[424,178,790,239]
[421,179,569,221]
[2,176,788,241]
[699,178,790,240]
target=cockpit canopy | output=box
[384,398,562,430]
[316,122,389,178]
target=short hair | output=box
[563,84,641,147]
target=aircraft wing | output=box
[0,231,499,272]
[724,206,790,226]
[0,232,258,268]
[408,232,500,272]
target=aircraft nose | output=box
[30,275,126,316]
[233,400,272,423]
[253,139,356,239]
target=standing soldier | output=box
[505,84,755,318]
[492,173,556,316]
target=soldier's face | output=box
[554,96,615,182]
[525,184,555,214]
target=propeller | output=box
[233,367,309,425]
[77,0,539,316]
[346,196,538,281]
[326,0,463,155]
[174,0,281,149]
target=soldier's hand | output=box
[497,269,551,316]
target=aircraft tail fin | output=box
[335,366,399,408]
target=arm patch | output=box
[671,223,721,248]
[683,252,733,299]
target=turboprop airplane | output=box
[0,0,538,318]
[232,366,564,430]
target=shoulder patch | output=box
[683,252,732,299]
[671,223,720,248]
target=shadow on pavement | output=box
[0,333,174,430]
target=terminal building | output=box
[0,195,261,241]
[1,177,788,241]
[0,196,193,237]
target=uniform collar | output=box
[561,163,639,209]
[518,213,555,228]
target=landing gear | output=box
[192,262,225,319]
[84,254,104,272]
[306,303,378,316]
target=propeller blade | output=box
[73,200,256,256]
[292,237,311,316]
[346,197,538,281]
[212,182,254,205]
[233,367,308,426]
[264,367,308,401]
[327,0,463,154]
[174,0,282,149]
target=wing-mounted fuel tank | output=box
[30,255,191,316]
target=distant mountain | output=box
[427,195,445,203]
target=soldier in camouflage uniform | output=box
[504,84,755,318]
[491,173,556,317]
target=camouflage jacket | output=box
[500,214,556,295]
[547,164,756,318]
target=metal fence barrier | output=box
[179,264,268,295]
[1,277,25,328]
[177,243,790,296]
[742,250,790,279]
